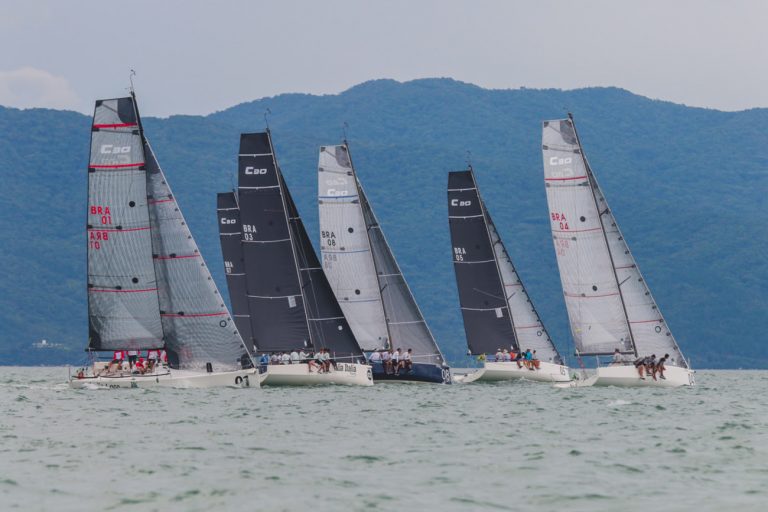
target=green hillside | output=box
[0,78,765,368]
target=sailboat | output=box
[447,168,570,383]
[542,115,694,387]
[317,143,451,383]
[71,93,257,389]
[217,132,372,386]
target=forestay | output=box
[144,140,249,371]
[87,97,163,351]
[216,192,255,353]
[542,117,687,366]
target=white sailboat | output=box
[542,115,694,388]
[447,169,570,383]
[70,93,257,390]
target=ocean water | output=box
[0,368,766,512]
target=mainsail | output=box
[86,94,251,372]
[216,192,254,352]
[237,133,363,359]
[318,144,445,366]
[87,97,163,351]
[448,169,561,363]
[542,116,687,366]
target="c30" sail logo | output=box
[245,167,267,175]
[450,199,472,206]
[100,145,131,154]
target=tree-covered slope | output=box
[0,78,765,368]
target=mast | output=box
[568,114,637,357]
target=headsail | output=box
[319,144,444,366]
[448,169,560,362]
[144,139,250,372]
[86,96,163,351]
[216,192,255,352]
[542,116,687,366]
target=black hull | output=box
[371,362,451,384]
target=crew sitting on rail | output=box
[611,348,624,366]
[391,348,403,375]
[495,348,504,362]
[133,357,146,374]
[382,349,393,374]
[307,352,320,372]
[281,352,291,365]
[401,348,413,373]
[368,350,382,364]
[502,349,511,362]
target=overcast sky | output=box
[1,0,765,117]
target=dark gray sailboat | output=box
[72,92,256,389]
[447,168,569,383]
[217,132,372,386]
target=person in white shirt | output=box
[290,350,300,364]
[502,349,511,362]
[369,350,382,363]
[495,348,503,362]
[270,353,279,365]
[611,348,624,366]
[382,349,393,374]
[402,348,413,372]
[299,350,309,363]
[281,352,291,365]
[392,348,402,375]
[127,350,139,369]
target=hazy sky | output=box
[1,0,765,116]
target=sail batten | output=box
[542,117,687,366]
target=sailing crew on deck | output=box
[495,348,503,362]
[402,349,413,373]
[270,353,279,365]
[259,353,269,372]
[289,350,300,364]
[611,348,624,365]
[127,350,139,368]
[281,352,291,365]
[382,349,393,374]
[502,349,511,362]
[634,356,647,379]
[392,348,402,375]
[299,349,309,363]
[307,352,320,373]
[654,354,669,380]
[369,350,382,364]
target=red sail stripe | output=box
[545,175,588,181]
[90,162,145,169]
[87,227,149,233]
[93,123,138,128]
[552,227,602,233]
[89,288,158,293]
[148,198,175,204]
[156,254,201,260]
[160,312,227,318]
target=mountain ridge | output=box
[0,78,764,368]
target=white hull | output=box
[260,362,373,387]
[69,368,258,389]
[593,364,694,388]
[459,361,571,384]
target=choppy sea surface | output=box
[1,368,766,512]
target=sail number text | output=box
[321,230,337,247]
[453,247,466,262]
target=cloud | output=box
[0,67,80,110]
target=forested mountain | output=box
[0,78,764,368]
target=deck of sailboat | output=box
[456,360,571,384]
[369,361,451,384]
[69,368,258,389]
[259,362,373,387]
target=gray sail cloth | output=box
[485,204,562,364]
[144,140,250,372]
[216,192,255,352]
[87,97,163,351]
[237,133,363,359]
[542,118,687,366]
[319,145,445,366]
